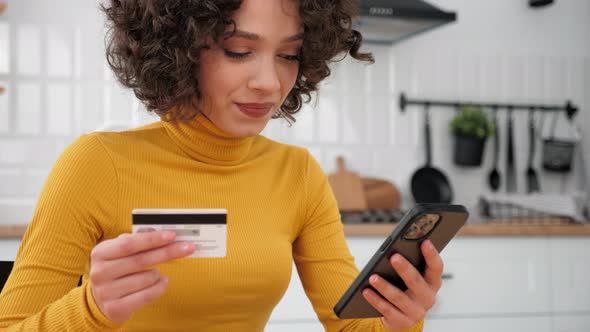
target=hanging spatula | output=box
[526,109,540,193]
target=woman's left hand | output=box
[362,239,443,332]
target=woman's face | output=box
[197,0,303,137]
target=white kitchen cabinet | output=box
[424,316,552,332]
[264,321,325,332]
[430,237,552,316]
[269,236,590,331]
[550,238,590,313]
[552,315,590,332]
[265,321,324,332]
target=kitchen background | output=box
[1,0,589,226]
[0,1,589,331]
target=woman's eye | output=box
[223,49,250,59]
[280,54,300,62]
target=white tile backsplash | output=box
[524,56,544,102]
[73,27,82,79]
[16,24,41,76]
[47,26,72,78]
[324,148,372,175]
[0,22,10,74]
[365,44,392,95]
[316,91,340,143]
[106,84,134,125]
[16,82,41,134]
[0,168,46,198]
[0,140,27,164]
[0,199,36,224]
[292,103,315,143]
[0,139,65,167]
[0,81,9,133]
[457,54,480,100]
[365,95,390,145]
[341,93,365,145]
[47,83,72,135]
[76,82,104,134]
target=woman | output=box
[0,0,443,331]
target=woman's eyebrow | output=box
[224,30,304,43]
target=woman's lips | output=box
[236,103,274,118]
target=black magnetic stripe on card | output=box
[132,214,227,225]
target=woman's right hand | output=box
[89,231,196,323]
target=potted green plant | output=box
[449,106,495,166]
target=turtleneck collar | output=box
[162,112,255,166]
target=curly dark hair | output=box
[102,0,374,122]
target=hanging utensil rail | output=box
[399,92,579,118]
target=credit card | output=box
[132,208,227,258]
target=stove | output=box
[340,209,406,224]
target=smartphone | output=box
[334,203,468,319]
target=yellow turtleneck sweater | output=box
[0,114,423,332]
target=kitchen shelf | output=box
[343,223,590,237]
[2,223,590,239]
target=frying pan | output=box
[411,105,453,204]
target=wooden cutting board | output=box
[361,177,401,209]
[328,156,368,211]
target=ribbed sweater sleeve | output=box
[0,134,122,331]
[293,151,423,332]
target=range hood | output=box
[355,0,457,44]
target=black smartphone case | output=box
[334,203,468,319]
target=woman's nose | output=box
[247,59,281,93]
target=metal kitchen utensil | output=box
[526,109,540,193]
[542,111,577,173]
[505,108,517,192]
[410,104,453,204]
[487,107,501,191]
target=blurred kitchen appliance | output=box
[356,0,457,43]
[478,194,582,224]
[529,0,554,8]
[340,209,406,224]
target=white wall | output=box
[0,0,589,226]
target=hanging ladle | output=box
[488,107,501,191]
[526,108,540,193]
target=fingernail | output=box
[162,276,169,284]
[181,243,194,252]
[427,240,436,251]
[370,275,379,283]
[162,231,175,241]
